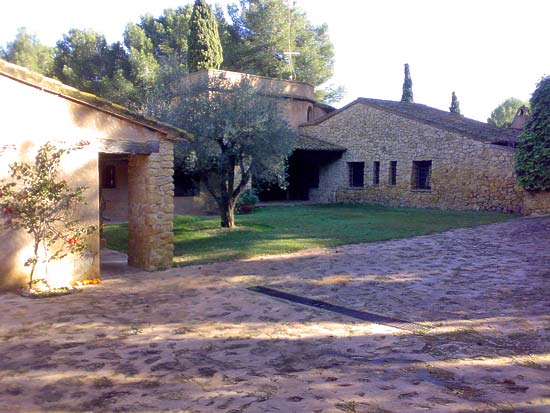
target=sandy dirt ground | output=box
[0,216,549,413]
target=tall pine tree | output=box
[401,63,413,103]
[449,91,461,114]
[188,0,223,72]
[515,76,550,190]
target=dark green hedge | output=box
[515,76,550,190]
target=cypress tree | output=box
[188,0,223,72]
[449,91,461,114]
[401,63,413,103]
[515,76,550,190]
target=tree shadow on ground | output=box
[1,216,549,412]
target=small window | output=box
[348,162,364,188]
[307,106,313,121]
[389,161,397,186]
[412,160,432,190]
[101,165,116,189]
[373,161,380,185]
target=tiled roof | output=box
[295,135,346,151]
[302,98,521,146]
[0,59,190,141]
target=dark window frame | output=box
[373,161,380,186]
[307,106,313,122]
[174,173,201,197]
[101,165,116,189]
[389,161,397,186]
[412,160,432,190]
[348,162,365,188]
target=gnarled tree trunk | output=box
[220,197,236,228]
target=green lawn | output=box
[103,204,515,266]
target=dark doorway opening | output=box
[256,150,342,201]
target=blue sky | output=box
[1,0,548,121]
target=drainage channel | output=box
[248,286,428,333]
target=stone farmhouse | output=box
[171,70,549,215]
[2,57,547,291]
[0,59,189,289]
[296,98,550,215]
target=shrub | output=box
[236,188,259,214]
[515,76,550,190]
[0,142,96,289]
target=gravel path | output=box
[1,216,549,412]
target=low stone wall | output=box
[174,191,219,215]
[522,190,550,215]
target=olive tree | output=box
[169,77,296,228]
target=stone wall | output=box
[128,141,174,270]
[522,190,550,215]
[302,102,549,215]
[182,69,330,129]
[184,69,315,100]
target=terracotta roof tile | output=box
[301,98,520,146]
[295,135,346,151]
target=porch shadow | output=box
[100,248,141,278]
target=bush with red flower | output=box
[0,142,97,289]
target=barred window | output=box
[389,161,397,186]
[412,160,432,190]
[348,162,364,188]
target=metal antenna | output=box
[283,0,300,80]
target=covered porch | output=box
[256,135,346,201]
[98,138,176,271]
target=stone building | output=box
[509,105,530,130]
[0,59,189,290]
[174,69,334,210]
[297,98,550,215]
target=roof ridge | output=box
[356,98,520,145]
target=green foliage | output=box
[0,142,96,288]
[487,97,528,128]
[104,204,514,267]
[188,0,223,72]
[219,0,338,96]
[236,188,260,213]
[124,23,160,90]
[401,63,413,103]
[123,7,193,112]
[315,84,346,105]
[515,76,550,190]
[0,27,53,74]
[4,1,338,110]
[449,91,461,114]
[168,77,296,228]
[126,6,193,70]
[52,29,132,102]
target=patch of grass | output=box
[103,203,516,266]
